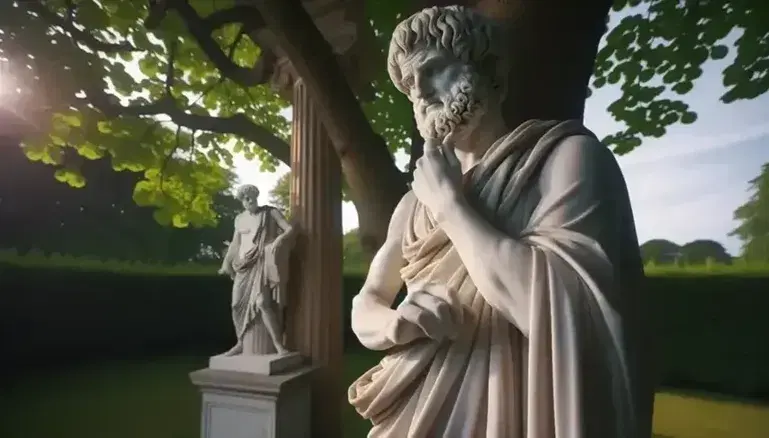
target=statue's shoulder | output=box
[262,205,282,219]
[387,191,417,236]
[552,133,611,162]
[234,211,249,226]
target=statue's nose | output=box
[413,72,436,100]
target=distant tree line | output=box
[639,239,733,266]
[730,163,769,262]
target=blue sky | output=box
[234,12,769,257]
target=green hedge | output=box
[0,262,365,367]
[1,262,768,400]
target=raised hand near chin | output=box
[411,138,464,223]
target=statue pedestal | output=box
[209,352,304,375]
[189,366,316,438]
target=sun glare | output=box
[0,59,13,98]
[0,59,23,103]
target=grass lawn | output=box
[2,351,767,438]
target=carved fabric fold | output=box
[230,206,285,339]
[348,120,654,438]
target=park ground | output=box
[2,350,768,438]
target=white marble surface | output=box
[209,352,304,376]
[191,366,314,438]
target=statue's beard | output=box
[415,74,485,141]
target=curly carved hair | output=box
[387,6,509,96]
[235,184,260,201]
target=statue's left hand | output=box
[412,139,463,222]
[217,267,235,280]
[265,239,280,258]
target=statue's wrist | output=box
[389,314,424,345]
[434,192,466,225]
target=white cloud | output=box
[617,122,769,169]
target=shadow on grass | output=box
[0,350,383,438]
[3,351,768,438]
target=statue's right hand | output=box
[395,290,458,342]
[217,267,234,279]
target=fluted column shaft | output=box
[286,78,343,437]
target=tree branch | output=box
[165,40,178,95]
[86,91,290,165]
[29,1,138,53]
[147,0,274,87]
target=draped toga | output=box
[348,120,654,438]
[223,206,289,340]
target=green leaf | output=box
[53,168,86,188]
[78,142,105,160]
[672,81,693,95]
[592,77,607,88]
[639,69,655,82]
[138,57,161,77]
[42,147,65,165]
[607,69,622,85]
[59,112,82,127]
[710,45,729,59]
[681,111,698,124]
[153,208,174,226]
[97,121,113,134]
[172,214,190,228]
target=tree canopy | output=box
[640,239,681,264]
[731,163,769,262]
[594,0,768,153]
[0,137,240,262]
[268,172,290,217]
[1,0,766,235]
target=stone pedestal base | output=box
[209,352,304,376]
[190,366,315,438]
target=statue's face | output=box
[400,47,488,146]
[241,193,259,213]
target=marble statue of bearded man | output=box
[219,184,296,356]
[348,6,654,438]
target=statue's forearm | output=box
[436,196,534,335]
[279,225,295,239]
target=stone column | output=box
[286,78,344,437]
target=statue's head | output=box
[387,6,509,144]
[236,184,260,213]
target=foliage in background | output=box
[1,0,767,228]
[268,172,290,217]
[731,163,769,262]
[0,142,239,262]
[640,239,733,265]
[343,228,370,275]
[0,248,217,276]
[1,0,288,228]
[594,0,769,154]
